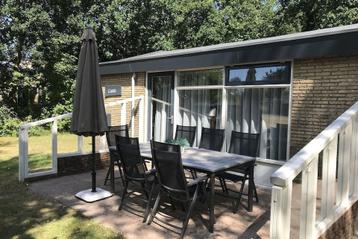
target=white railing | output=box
[270,102,358,239]
[18,96,145,182]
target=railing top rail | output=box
[20,96,144,129]
[20,113,72,129]
[271,101,358,187]
[105,95,143,107]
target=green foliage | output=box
[1,0,358,124]
[0,106,21,136]
[52,102,73,131]
[166,138,190,148]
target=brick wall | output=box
[318,200,358,239]
[290,56,358,156]
[101,72,146,137]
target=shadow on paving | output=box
[29,169,273,239]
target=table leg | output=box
[209,173,215,232]
[248,165,254,212]
[110,156,115,193]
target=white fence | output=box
[18,96,144,182]
[270,102,358,239]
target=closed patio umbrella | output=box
[71,27,111,202]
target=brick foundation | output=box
[319,200,358,239]
[57,152,109,176]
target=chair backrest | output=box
[229,131,260,157]
[175,125,196,147]
[199,127,224,151]
[151,141,188,196]
[106,125,129,147]
[116,136,146,179]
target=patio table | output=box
[139,143,255,233]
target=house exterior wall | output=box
[101,72,146,137]
[290,56,358,156]
[100,55,358,160]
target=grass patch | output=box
[0,136,122,239]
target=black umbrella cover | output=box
[71,28,108,136]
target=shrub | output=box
[52,103,73,131]
[0,106,21,136]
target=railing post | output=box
[320,137,338,220]
[299,156,318,239]
[18,127,28,182]
[270,182,292,239]
[51,120,58,174]
[337,123,352,206]
[138,98,144,142]
[121,102,126,126]
[351,115,358,197]
[131,73,135,137]
[77,136,84,154]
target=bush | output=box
[0,106,21,136]
[52,103,73,131]
[0,106,50,136]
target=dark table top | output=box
[139,143,254,173]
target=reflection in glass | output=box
[151,75,173,142]
[226,88,289,161]
[177,68,223,86]
[228,64,290,85]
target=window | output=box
[226,88,289,161]
[176,69,223,145]
[177,69,223,86]
[226,63,290,86]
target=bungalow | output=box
[99,24,358,187]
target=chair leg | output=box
[181,186,199,239]
[118,180,128,210]
[190,170,197,179]
[219,177,228,193]
[253,181,259,203]
[141,182,149,199]
[147,191,161,225]
[169,196,176,211]
[103,163,112,185]
[233,178,247,213]
[143,182,155,223]
[116,161,125,187]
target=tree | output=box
[277,0,358,33]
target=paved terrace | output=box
[30,169,307,239]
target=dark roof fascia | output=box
[100,31,358,75]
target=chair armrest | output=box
[187,175,207,187]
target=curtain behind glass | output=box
[227,88,289,161]
[152,75,173,142]
[178,89,222,146]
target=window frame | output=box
[225,62,291,86]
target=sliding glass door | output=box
[148,72,174,142]
[147,63,291,161]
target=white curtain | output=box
[178,89,222,146]
[153,76,173,142]
[227,88,289,161]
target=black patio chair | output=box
[199,127,225,151]
[219,131,260,212]
[104,125,129,187]
[175,125,197,178]
[116,136,156,222]
[147,141,207,239]
[175,125,196,147]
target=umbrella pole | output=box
[91,135,96,192]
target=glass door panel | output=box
[149,72,174,142]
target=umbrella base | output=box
[75,187,112,203]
